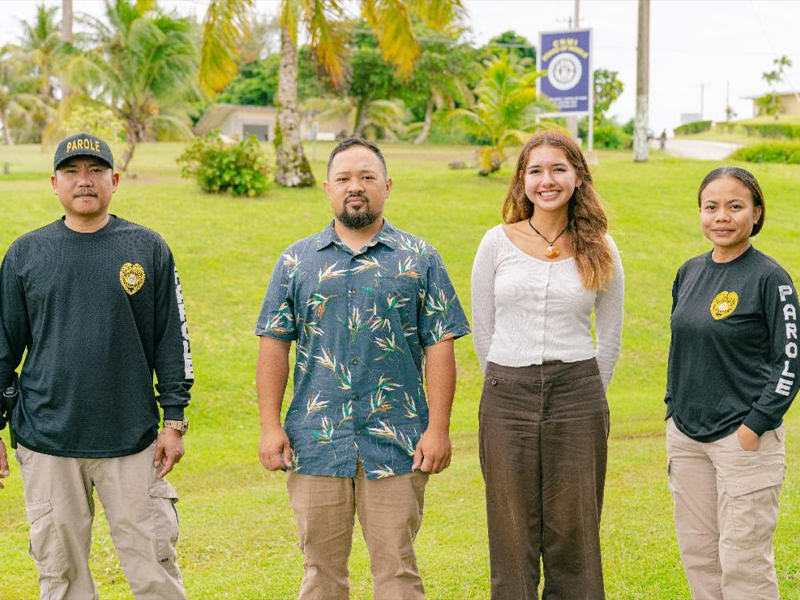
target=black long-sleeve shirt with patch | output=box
[0,216,193,457]
[665,245,799,442]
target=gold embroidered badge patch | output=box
[119,263,145,295]
[710,291,738,320]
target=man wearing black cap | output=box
[0,133,193,600]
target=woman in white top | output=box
[472,129,624,600]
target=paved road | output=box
[651,138,742,161]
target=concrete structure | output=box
[193,104,350,141]
[747,91,800,117]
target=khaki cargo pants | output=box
[666,417,785,600]
[16,441,187,600]
[287,460,429,600]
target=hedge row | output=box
[730,141,800,164]
[716,121,800,139]
[742,122,800,139]
[673,121,712,135]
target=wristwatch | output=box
[163,419,189,436]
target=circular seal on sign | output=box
[547,52,582,91]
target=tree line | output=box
[0,1,625,183]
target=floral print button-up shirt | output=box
[256,220,470,479]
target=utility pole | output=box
[60,0,73,98]
[633,0,650,162]
[726,80,732,121]
[700,83,704,119]
[566,0,580,141]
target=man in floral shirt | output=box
[255,138,470,600]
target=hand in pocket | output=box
[737,423,760,452]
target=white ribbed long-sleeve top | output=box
[471,225,624,389]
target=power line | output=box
[748,0,800,106]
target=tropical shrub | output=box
[593,122,631,149]
[61,105,126,144]
[177,132,271,197]
[445,53,555,175]
[730,141,800,164]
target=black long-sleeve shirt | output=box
[666,245,799,442]
[0,216,193,457]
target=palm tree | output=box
[19,5,64,100]
[1,5,66,143]
[62,0,73,43]
[301,96,406,139]
[200,0,464,187]
[67,0,200,171]
[446,53,554,175]
[0,46,52,145]
[408,37,474,144]
[761,55,793,120]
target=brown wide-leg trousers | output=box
[479,359,609,600]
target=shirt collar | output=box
[315,218,399,252]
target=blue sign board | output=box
[538,28,593,116]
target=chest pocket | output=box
[373,271,424,315]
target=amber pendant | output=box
[544,245,560,259]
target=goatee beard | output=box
[337,204,381,230]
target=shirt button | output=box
[491,379,498,386]
[351,358,359,365]
[355,430,361,436]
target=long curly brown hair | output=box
[501,129,614,291]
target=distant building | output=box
[680,113,703,124]
[193,104,350,141]
[745,91,800,117]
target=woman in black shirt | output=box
[665,166,799,599]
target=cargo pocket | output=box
[149,480,180,564]
[721,466,784,549]
[773,426,786,444]
[26,500,69,576]
[666,457,676,496]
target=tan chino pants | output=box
[666,417,785,600]
[16,442,187,600]
[286,460,429,600]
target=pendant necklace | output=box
[528,218,568,259]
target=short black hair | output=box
[327,137,387,177]
[698,166,766,236]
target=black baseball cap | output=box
[53,132,114,172]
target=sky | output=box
[1,0,799,135]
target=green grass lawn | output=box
[1,141,799,599]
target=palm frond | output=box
[360,0,419,80]
[301,0,349,87]
[407,0,465,32]
[200,0,254,95]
